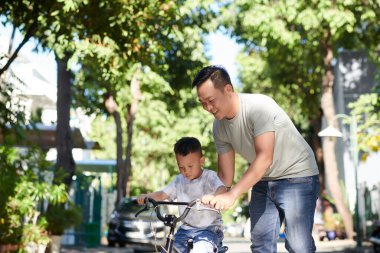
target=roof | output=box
[75,159,116,173]
[0,123,100,150]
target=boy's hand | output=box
[136,194,148,205]
[201,194,215,206]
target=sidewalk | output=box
[225,237,374,253]
[61,237,374,253]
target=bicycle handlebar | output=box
[135,198,198,223]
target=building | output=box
[333,51,380,235]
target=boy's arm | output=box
[136,191,169,205]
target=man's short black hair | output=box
[191,65,232,90]
[174,137,203,156]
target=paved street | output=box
[224,237,373,253]
[61,237,374,253]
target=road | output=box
[223,237,371,253]
[62,237,374,253]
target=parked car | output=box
[370,220,380,253]
[107,198,168,250]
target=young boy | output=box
[137,137,226,253]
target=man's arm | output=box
[215,185,227,195]
[229,131,274,199]
[217,149,235,188]
[204,131,275,210]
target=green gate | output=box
[74,174,102,248]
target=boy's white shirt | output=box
[163,169,224,229]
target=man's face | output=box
[196,79,233,120]
[176,152,204,180]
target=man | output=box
[193,65,319,253]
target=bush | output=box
[0,147,68,246]
[45,201,83,235]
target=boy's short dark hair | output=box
[191,65,232,90]
[174,137,203,156]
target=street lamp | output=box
[318,113,361,247]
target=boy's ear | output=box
[200,155,205,165]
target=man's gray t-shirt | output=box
[213,93,319,180]
[163,169,224,229]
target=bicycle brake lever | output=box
[135,202,149,217]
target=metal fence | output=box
[359,182,380,238]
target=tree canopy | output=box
[1,0,379,244]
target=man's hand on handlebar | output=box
[201,192,236,210]
[201,194,215,206]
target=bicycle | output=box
[135,198,228,253]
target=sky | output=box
[0,22,241,87]
[0,23,57,85]
[206,31,242,85]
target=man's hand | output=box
[201,192,236,210]
[201,194,215,206]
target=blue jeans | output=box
[174,226,224,253]
[249,175,319,253]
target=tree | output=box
[1,0,222,208]
[56,55,75,186]
[348,93,380,161]
[1,0,82,188]
[2,0,205,199]
[71,0,217,206]
[89,76,216,196]
[220,0,380,239]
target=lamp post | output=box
[318,113,361,247]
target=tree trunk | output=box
[320,38,354,239]
[310,110,325,193]
[124,66,141,197]
[55,54,75,187]
[105,95,124,207]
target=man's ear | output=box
[224,84,233,93]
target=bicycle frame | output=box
[135,198,198,253]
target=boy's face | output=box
[176,152,204,180]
